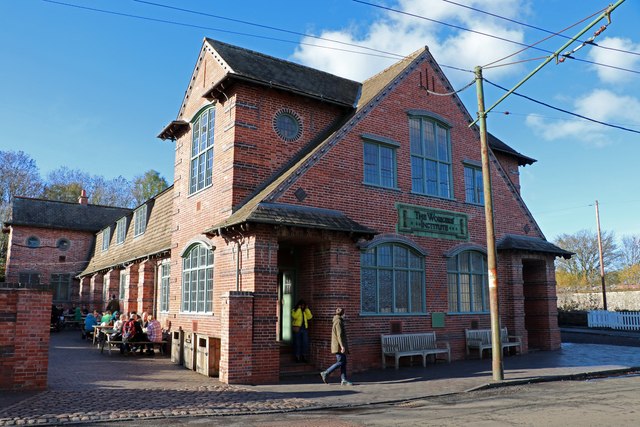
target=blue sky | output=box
[1,0,639,243]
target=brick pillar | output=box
[125,266,139,314]
[79,276,90,306]
[0,287,51,391]
[136,261,155,314]
[523,256,561,351]
[219,291,254,384]
[90,273,104,310]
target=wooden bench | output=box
[465,328,522,359]
[100,334,167,355]
[381,332,450,369]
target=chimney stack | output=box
[78,189,88,206]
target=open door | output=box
[278,270,295,343]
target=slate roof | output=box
[80,186,174,276]
[497,234,573,259]
[203,38,362,108]
[198,44,538,238]
[6,197,131,232]
[488,133,536,166]
[208,202,376,237]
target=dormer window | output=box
[116,217,127,245]
[190,107,215,194]
[134,204,148,237]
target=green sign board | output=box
[397,203,468,240]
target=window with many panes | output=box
[102,228,110,251]
[447,251,488,313]
[134,204,148,237]
[119,270,128,300]
[363,140,397,188]
[182,244,213,313]
[464,165,484,205]
[160,260,170,312]
[361,243,425,314]
[410,115,452,198]
[116,217,127,244]
[190,107,215,194]
[19,272,40,285]
[50,273,71,302]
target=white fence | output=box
[588,310,640,330]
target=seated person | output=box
[83,310,98,339]
[109,313,128,341]
[121,313,148,355]
[101,310,113,326]
[144,315,162,355]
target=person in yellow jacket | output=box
[291,299,312,362]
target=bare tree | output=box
[620,235,640,267]
[43,167,134,207]
[554,229,620,289]
[0,150,43,279]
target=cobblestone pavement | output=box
[1,329,640,425]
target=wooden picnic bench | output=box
[100,334,167,355]
[381,332,450,369]
[465,327,522,359]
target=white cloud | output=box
[526,89,640,146]
[587,37,640,84]
[291,0,529,85]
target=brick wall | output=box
[0,286,51,391]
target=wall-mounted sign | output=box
[397,203,468,240]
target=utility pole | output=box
[475,66,503,381]
[595,200,607,310]
[468,1,625,382]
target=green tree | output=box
[554,229,620,290]
[132,170,168,205]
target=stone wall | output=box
[557,291,640,311]
[0,284,51,391]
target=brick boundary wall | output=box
[0,283,51,391]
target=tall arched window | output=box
[190,107,215,194]
[447,250,488,313]
[182,244,214,313]
[361,243,425,314]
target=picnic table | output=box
[92,325,114,345]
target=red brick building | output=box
[4,38,571,385]
[3,194,130,307]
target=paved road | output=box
[1,328,640,426]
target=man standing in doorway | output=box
[106,295,120,314]
[320,307,352,386]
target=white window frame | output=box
[102,228,110,251]
[181,244,214,313]
[119,270,129,301]
[134,204,148,237]
[160,260,171,312]
[189,107,215,194]
[115,217,127,245]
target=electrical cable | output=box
[439,0,640,58]
[353,0,640,76]
[423,79,475,96]
[41,0,474,73]
[493,111,640,128]
[484,78,640,135]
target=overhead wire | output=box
[493,111,640,129]
[41,0,474,74]
[484,78,640,135]
[439,0,640,58]
[352,0,640,76]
